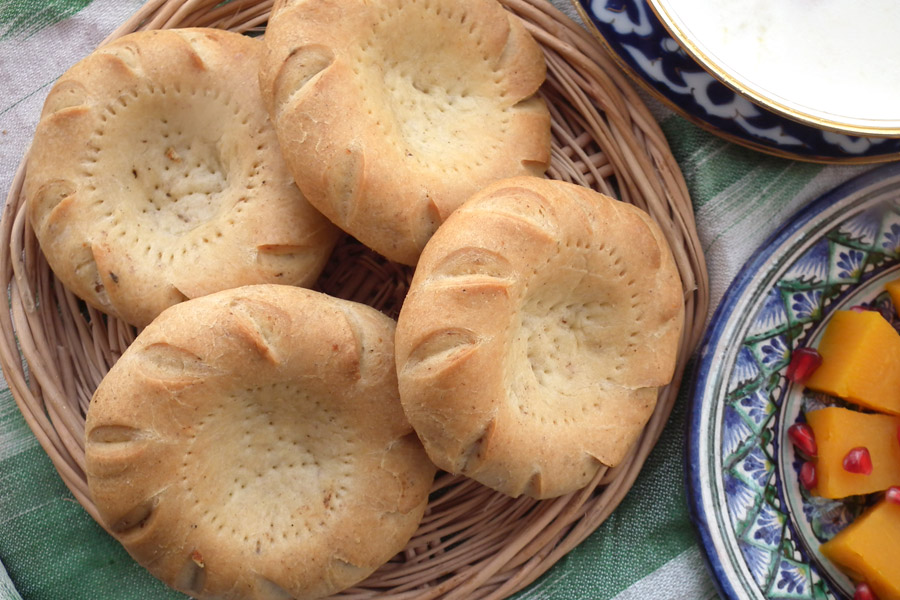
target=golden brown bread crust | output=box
[85,284,436,600]
[259,0,551,266]
[25,28,340,328]
[394,177,684,499]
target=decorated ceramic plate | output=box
[687,162,900,600]
[571,0,900,164]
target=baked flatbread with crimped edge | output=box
[395,177,683,499]
[260,0,551,266]
[26,29,339,327]
[85,284,435,600]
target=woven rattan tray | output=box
[0,0,709,598]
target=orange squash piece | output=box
[820,499,900,600]
[887,278,900,318]
[805,310,900,415]
[806,407,900,498]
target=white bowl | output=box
[647,0,900,137]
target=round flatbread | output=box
[85,284,435,600]
[394,177,684,499]
[25,28,339,327]
[259,0,551,265]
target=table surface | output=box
[0,1,874,599]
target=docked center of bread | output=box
[510,242,646,421]
[179,382,355,546]
[88,84,258,237]
[514,282,611,421]
[352,0,513,168]
[521,298,606,392]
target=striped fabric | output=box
[0,1,875,598]
[0,0,89,38]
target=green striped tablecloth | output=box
[0,1,872,598]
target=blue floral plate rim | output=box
[570,0,900,164]
[685,161,900,600]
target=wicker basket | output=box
[0,0,709,598]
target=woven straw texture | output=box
[0,0,709,598]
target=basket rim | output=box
[0,0,709,598]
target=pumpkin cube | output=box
[805,310,900,415]
[805,407,900,499]
[820,499,900,600]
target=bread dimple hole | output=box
[174,551,206,594]
[252,572,297,600]
[138,341,214,382]
[110,496,158,535]
[403,327,478,374]
[88,424,145,445]
[458,417,496,472]
[45,79,91,113]
[430,246,514,282]
[525,470,543,498]
[34,180,78,230]
[275,45,336,117]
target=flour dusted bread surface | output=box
[395,177,684,499]
[259,0,551,266]
[25,29,339,328]
[85,285,436,600]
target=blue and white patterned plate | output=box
[571,0,900,164]
[687,162,900,600]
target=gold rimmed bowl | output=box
[648,0,900,138]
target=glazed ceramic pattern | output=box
[688,163,900,600]
[574,0,900,163]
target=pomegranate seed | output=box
[786,347,822,383]
[787,423,818,457]
[799,461,817,490]
[843,447,873,475]
[887,486,900,505]
[854,582,878,600]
